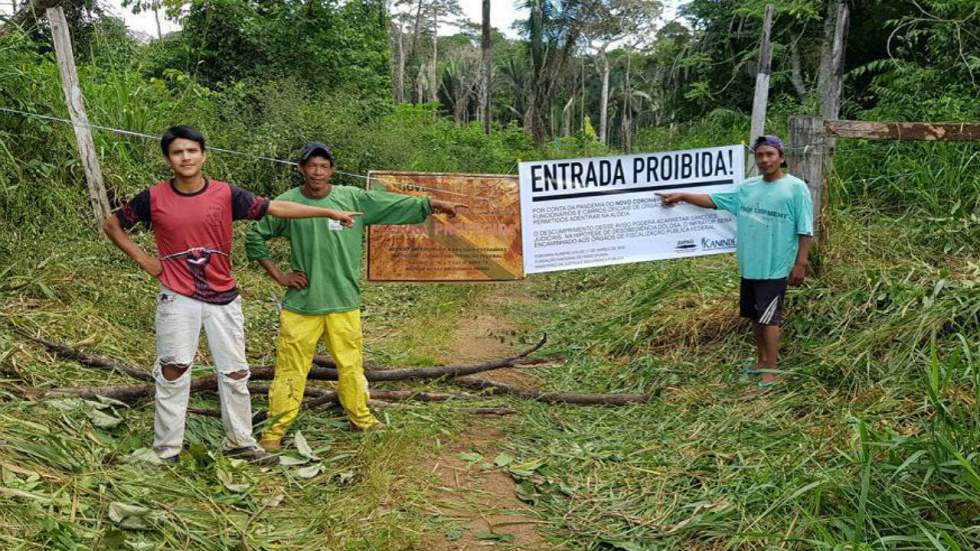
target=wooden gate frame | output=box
[787,117,980,253]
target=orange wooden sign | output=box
[366,171,524,281]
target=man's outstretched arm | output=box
[102,215,162,277]
[267,201,362,226]
[656,192,717,209]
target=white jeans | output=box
[152,287,258,459]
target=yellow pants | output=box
[261,309,378,444]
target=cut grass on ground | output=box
[1,200,978,550]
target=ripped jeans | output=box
[152,287,258,459]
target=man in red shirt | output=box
[103,125,359,464]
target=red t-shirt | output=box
[117,179,270,304]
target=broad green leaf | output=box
[473,531,513,542]
[95,395,131,409]
[296,464,323,479]
[279,455,309,466]
[87,408,123,429]
[127,448,162,465]
[456,452,482,463]
[294,431,318,460]
[493,452,514,467]
[108,502,155,530]
[508,458,545,477]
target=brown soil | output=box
[420,284,552,550]
[445,283,541,390]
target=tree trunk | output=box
[428,14,438,103]
[580,58,586,133]
[561,96,574,137]
[153,3,163,40]
[480,0,491,134]
[789,39,808,100]
[818,1,849,120]
[395,21,406,103]
[409,0,424,103]
[622,49,632,152]
[598,53,610,146]
[817,0,840,116]
[416,62,425,104]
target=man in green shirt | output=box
[658,135,813,386]
[245,143,465,449]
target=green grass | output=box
[488,201,979,550]
[2,194,975,549]
[0,223,492,550]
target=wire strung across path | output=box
[4,106,946,195]
[0,106,492,201]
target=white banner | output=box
[519,145,743,274]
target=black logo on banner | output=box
[674,239,697,253]
[701,237,736,250]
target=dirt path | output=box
[420,283,551,550]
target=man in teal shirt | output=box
[659,135,813,386]
[245,143,464,449]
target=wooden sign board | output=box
[366,171,523,281]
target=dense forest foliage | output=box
[0,1,978,549]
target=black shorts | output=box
[740,278,788,326]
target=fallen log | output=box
[27,335,548,390]
[466,407,517,416]
[309,334,547,382]
[187,387,478,420]
[450,377,653,405]
[23,334,153,382]
[313,354,385,371]
[297,388,481,414]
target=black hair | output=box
[161,125,206,157]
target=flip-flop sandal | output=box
[743,367,761,376]
[756,380,781,388]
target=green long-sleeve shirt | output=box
[245,185,432,314]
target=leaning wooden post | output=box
[46,6,112,222]
[788,116,826,270]
[815,1,848,255]
[747,4,774,176]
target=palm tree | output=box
[439,58,479,125]
[498,55,529,125]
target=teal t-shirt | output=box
[710,175,813,279]
[245,185,432,314]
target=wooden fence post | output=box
[747,4,774,176]
[47,6,112,222]
[819,1,849,121]
[788,116,827,254]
